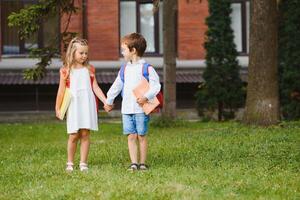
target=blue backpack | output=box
[119,63,163,110]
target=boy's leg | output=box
[138,135,147,164]
[67,133,80,163]
[135,113,150,165]
[79,129,90,164]
[123,114,138,164]
[128,134,138,164]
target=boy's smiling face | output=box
[121,43,136,62]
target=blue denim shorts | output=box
[122,113,150,135]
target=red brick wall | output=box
[178,0,209,59]
[87,0,119,60]
[60,0,83,53]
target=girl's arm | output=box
[92,75,107,105]
[55,68,68,117]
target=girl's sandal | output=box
[66,162,74,172]
[128,163,139,171]
[79,162,89,172]
[139,164,148,171]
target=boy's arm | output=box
[106,74,123,105]
[144,67,161,100]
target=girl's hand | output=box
[55,109,61,119]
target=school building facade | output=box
[0,0,250,111]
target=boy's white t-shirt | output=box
[106,59,161,114]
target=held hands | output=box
[103,104,114,112]
[137,97,148,106]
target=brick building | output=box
[0,0,250,111]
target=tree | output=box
[161,0,177,119]
[196,0,244,121]
[243,0,279,125]
[8,0,79,80]
[278,0,300,120]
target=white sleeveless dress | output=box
[66,67,98,134]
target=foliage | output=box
[8,0,79,80]
[278,0,300,120]
[150,116,188,128]
[0,122,299,199]
[196,0,245,121]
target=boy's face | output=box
[121,43,136,61]
[74,44,88,64]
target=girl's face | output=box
[74,44,88,64]
[121,43,135,62]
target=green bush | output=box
[196,0,245,121]
[279,0,300,120]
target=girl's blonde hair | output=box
[64,37,89,69]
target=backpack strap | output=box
[119,64,126,83]
[119,64,126,97]
[142,63,151,81]
[60,67,70,88]
[89,65,96,76]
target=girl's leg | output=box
[138,135,147,164]
[128,134,138,164]
[67,133,80,163]
[79,129,90,164]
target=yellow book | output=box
[58,88,72,120]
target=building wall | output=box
[60,0,83,54]
[1,0,210,61]
[87,0,119,60]
[61,0,208,61]
[60,0,119,60]
[178,0,209,59]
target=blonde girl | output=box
[55,37,107,172]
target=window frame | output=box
[231,0,250,56]
[119,0,163,57]
[0,0,60,57]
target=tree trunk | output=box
[243,0,280,125]
[162,0,177,119]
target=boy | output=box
[104,33,161,171]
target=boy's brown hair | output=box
[121,33,147,57]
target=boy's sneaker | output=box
[66,162,74,172]
[79,163,88,172]
[139,164,148,171]
[128,163,139,171]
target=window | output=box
[120,0,163,55]
[1,0,59,55]
[230,0,250,55]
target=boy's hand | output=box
[104,104,113,112]
[137,97,148,106]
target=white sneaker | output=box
[79,163,88,172]
[66,162,74,172]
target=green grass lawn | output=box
[0,121,299,199]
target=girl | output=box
[55,37,107,172]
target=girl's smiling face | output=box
[74,44,88,64]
